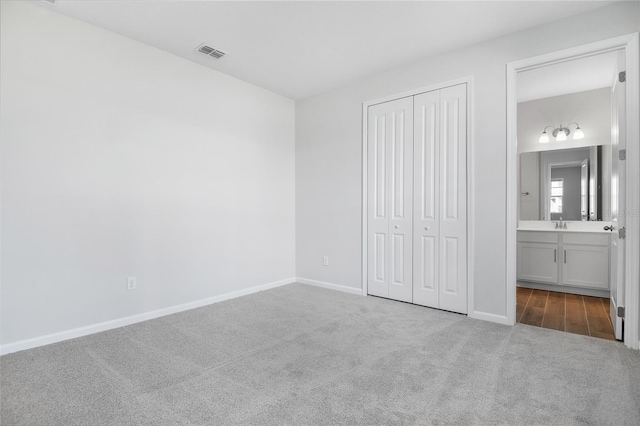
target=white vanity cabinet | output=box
[517,230,610,294]
[517,232,559,284]
[562,233,610,289]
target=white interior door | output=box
[610,51,626,340]
[367,97,414,303]
[413,84,467,314]
[413,90,440,308]
[438,84,467,313]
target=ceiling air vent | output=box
[196,43,226,60]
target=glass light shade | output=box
[573,127,584,140]
[539,132,550,143]
[556,130,567,141]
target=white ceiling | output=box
[36,0,617,100]
[517,51,619,103]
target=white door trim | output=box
[361,76,475,315]
[506,33,640,350]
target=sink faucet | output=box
[555,217,567,229]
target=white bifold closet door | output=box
[413,84,467,313]
[367,97,414,303]
[367,84,467,314]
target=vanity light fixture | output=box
[539,122,584,143]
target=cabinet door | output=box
[367,97,414,302]
[562,244,609,289]
[517,242,558,284]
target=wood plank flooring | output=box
[516,287,616,340]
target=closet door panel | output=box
[367,105,389,298]
[373,233,387,285]
[438,84,467,314]
[413,90,440,308]
[417,235,437,294]
[442,97,460,221]
[442,236,460,294]
[367,98,413,302]
[388,101,414,303]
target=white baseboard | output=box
[468,310,512,326]
[295,277,363,295]
[0,277,296,356]
[296,279,512,326]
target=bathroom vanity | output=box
[517,143,615,298]
[517,222,611,297]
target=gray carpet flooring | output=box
[2,283,639,425]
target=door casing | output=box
[506,33,640,349]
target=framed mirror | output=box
[517,81,614,223]
[520,146,606,221]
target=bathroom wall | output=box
[518,88,611,154]
[520,152,540,220]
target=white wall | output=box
[295,2,639,319]
[518,88,611,154]
[0,2,295,346]
[519,152,540,220]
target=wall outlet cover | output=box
[127,276,137,291]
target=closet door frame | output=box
[361,76,475,315]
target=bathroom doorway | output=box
[506,34,640,348]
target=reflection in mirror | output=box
[520,147,606,221]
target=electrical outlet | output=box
[323,256,329,266]
[127,276,137,291]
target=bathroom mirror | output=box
[520,146,606,221]
[516,59,615,224]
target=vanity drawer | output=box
[517,231,558,244]
[562,233,609,246]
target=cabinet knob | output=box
[425,226,430,231]
[604,225,614,231]
[394,225,399,229]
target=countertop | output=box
[517,220,614,234]
[517,228,612,233]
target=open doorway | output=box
[506,34,640,349]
